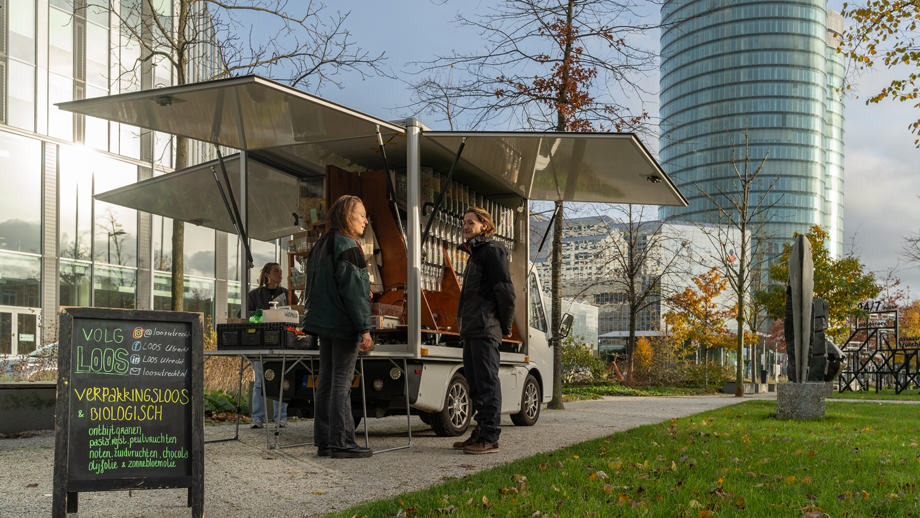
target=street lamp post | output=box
[107,231,126,264]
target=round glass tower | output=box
[659,0,845,257]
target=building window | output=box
[153,274,215,323]
[184,224,216,278]
[0,133,42,254]
[93,265,136,309]
[60,260,91,307]
[0,251,41,308]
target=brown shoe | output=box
[452,426,480,450]
[464,440,499,455]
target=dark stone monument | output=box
[777,235,841,420]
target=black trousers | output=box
[314,336,360,450]
[463,336,502,442]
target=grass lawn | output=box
[563,383,721,401]
[830,388,920,401]
[332,401,920,517]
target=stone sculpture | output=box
[777,234,840,419]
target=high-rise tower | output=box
[659,0,845,258]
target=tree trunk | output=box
[627,305,637,383]
[170,135,188,311]
[548,200,565,410]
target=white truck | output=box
[60,75,687,437]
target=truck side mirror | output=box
[558,313,574,339]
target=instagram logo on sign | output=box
[144,329,152,337]
[133,327,144,339]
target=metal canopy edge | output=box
[422,131,688,207]
[56,75,405,151]
[94,153,302,242]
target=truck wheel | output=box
[511,375,541,426]
[429,373,471,437]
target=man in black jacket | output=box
[452,206,516,454]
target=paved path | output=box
[1,394,775,518]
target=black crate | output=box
[217,322,295,350]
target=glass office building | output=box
[0,1,279,355]
[659,0,846,258]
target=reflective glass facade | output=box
[659,0,845,257]
[0,0,235,352]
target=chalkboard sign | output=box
[53,308,203,518]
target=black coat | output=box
[456,236,516,340]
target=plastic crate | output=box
[217,322,295,350]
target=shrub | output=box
[561,335,607,383]
[204,389,250,416]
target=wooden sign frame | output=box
[52,308,204,518]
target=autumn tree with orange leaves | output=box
[665,268,736,362]
[840,0,920,147]
[666,267,757,385]
[407,0,661,409]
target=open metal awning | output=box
[57,75,405,150]
[62,75,687,232]
[420,132,687,206]
[94,153,302,242]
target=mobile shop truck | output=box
[60,75,687,436]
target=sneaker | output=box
[331,446,373,459]
[316,447,331,457]
[464,440,499,455]
[278,418,287,428]
[452,426,481,450]
[250,418,264,429]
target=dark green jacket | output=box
[302,229,372,341]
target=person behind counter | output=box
[452,206,516,455]
[302,195,374,459]
[246,262,289,429]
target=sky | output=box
[249,0,920,297]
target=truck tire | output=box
[511,375,541,426]
[429,373,471,437]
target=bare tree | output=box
[83,0,388,310]
[581,205,689,379]
[95,208,135,266]
[694,129,781,397]
[406,0,661,409]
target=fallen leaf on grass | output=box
[688,499,702,508]
[589,471,609,480]
[608,460,623,471]
[556,461,564,468]
[784,476,796,484]
[698,510,712,518]
[433,505,456,514]
[499,487,518,495]
[802,476,812,484]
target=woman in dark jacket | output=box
[452,206,516,455]
[302,195,373,459]
[245,262,289,428]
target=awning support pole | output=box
[376,126,408,253]
[213,145,253,269]
[211,166,254,269]
[421,137,466,249]
[526,205,559,284]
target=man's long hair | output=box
[464,206,496,237]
